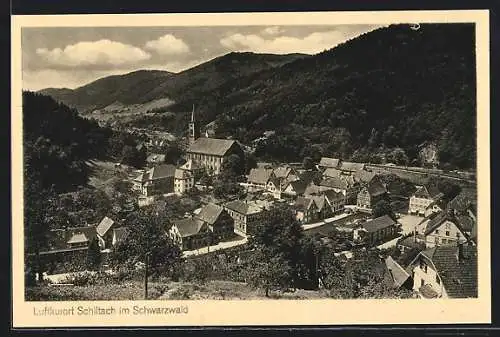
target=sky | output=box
[22,25,382,91]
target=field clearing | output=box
[26,280,330,301]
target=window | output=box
[421,279,425,287]
[445,231,450,236]
[435,230,439,234]
[436,275,441,284]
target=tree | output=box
[244,251,292,297]
[111,208,181,277]
[302,156,315,170]
[86,238,102,271]
[372,200,396,220]
[121,145,146,168]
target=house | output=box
[132,164,176,197]
[146,153,166,166]
[185,108,243,175]
[319,175,360,204]
[353,170,378,185]
[423,199,447,217]
[65,226,98,249]
[266,176,283,198]
[324,189,346,214]
[224,200,271,237]
[339,161,365,173]
[356,180,387,210]
[282,179,309,197]
[409,184,444,216]
[323,167,342,178]
[195,203,234,242]
[448,187,477,216]
[318,157,341,170]
[96,216,118,250]
[353,215,398,245]
[174,168,194,195]
[294,196,319,224]
[385,256,413,289]
[422,209,470,248]
[310,195,334,220]
[112,227,130,247]
[408,243,477,298]
[179,159,205,181]
[169,218,212,251]
[272,166,299,183]
[247,168,274,191]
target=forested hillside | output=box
[39,24,476,169]
[176,23,475,169]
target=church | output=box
[185,107,243,175]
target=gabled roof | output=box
[113,227,130,243]
[224,200,267,215]
[187,137,236,156]
[272,166,294,179]
[319,157,341,168]
[148,164,176,180]
[413,184,443,199]
[323,168,342,178]
[424,210,468,237]
[311,195,329,212]
[324,189,345,202]
[96,216,115,237]
[385,256,410,288]
[294,196,316,211]
[361,215,397,233]
[196,203,224,225]
[340,161,365,172]
[285,179,308,195]
[248,168,274,185]
[418,245,478,298]
[448,188,477,213]
[367,180,387,197]
[354,170,378,184]
[67,232,89,245]
[320,176,349,190]
[172,218,207,237]
[304,182,333,196]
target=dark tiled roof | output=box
[424,210,468,237]
[172,217,206,237]
[361,215,397,233]
[414,185,443,199]
[96,216,115,237]
[196,203,224,225]
[299,170,322,185]
[324,189,345,202]
[367,180,387,197]
[448,188,477,213]
[354,170,378,184]
[294,196,316,211]
[187,137,236,156]
[286,179,308,195]
[248,168,274,185]
[225,200,250,214]
[311,195,328,212]
[340,161,365,172]
[174,168,192,179]
[320,176,349,189]
[385,256,410,288]
[149,164,176,180]
[319,157,340,168]
[272,166,295,179]
[323,168,342,178]
[424,245,478,298]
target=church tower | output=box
[188,104,200,145]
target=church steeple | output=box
[188,104,200,145]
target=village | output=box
[35,106,478,300]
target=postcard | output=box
[11,9,491,327]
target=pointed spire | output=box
[191,104,195,122]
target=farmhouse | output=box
[408,243,477,298]
[294,196,319,224]
[132,164,176,197]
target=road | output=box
[302,212,351,231]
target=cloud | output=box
[35,39,151,69]
[261,26,284,35]
[220,26,381,55]
[144,34,190,55]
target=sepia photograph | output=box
[11,10,491,327]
